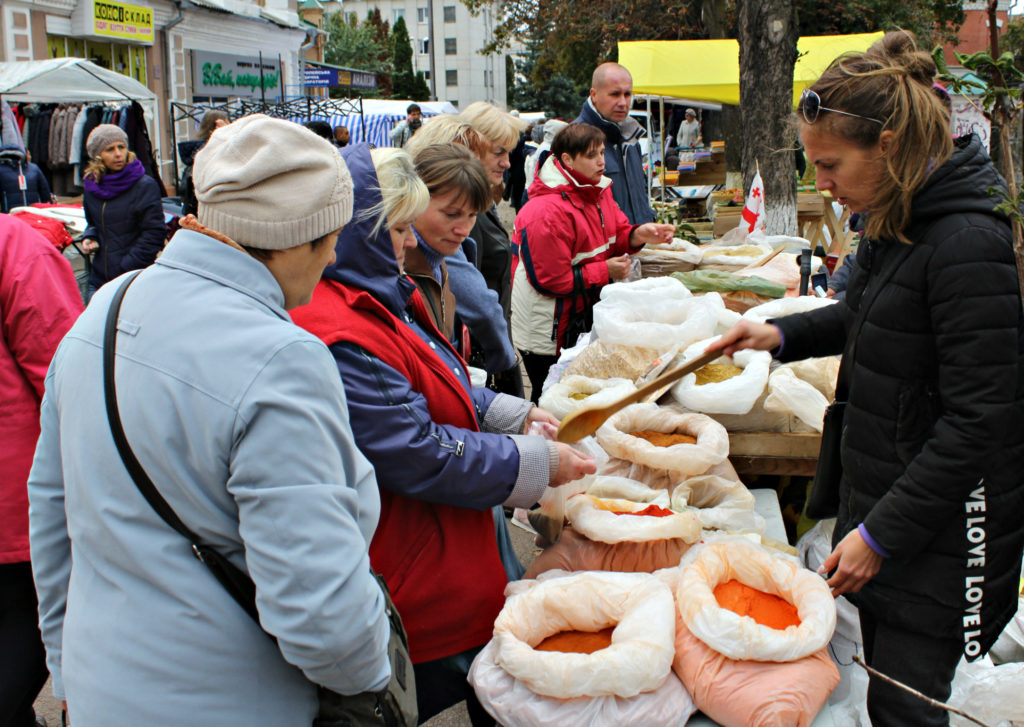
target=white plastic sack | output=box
[764,367,830,432]
[672,338,772,416]
[469,639,696,727]
[797,520,870,727]
[701,242,773,267]
[715,305,743,336]
[989,596,1024,665]
[678,537,837,662]
[670,474,763,533]
[592,293,723,351]
[742,296,837,324]
[780,357,841,400]
[565,477,703,544]
[492,570,677,698]
[600,275,693,304]
[538,375,637,420]
[949,657,1024,727]
[596,403,730,478]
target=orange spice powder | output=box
[535,627,615,654]
[713,580,801,630]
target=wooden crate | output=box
[728,432,821,477]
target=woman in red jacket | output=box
[0,214,82,727]
[510,122,674,400]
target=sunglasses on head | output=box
[799,89,883,126]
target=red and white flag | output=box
[739,169,766,234]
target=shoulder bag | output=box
[102,271,417,727]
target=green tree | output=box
[795,0,963,45]
[323,10,390,98]
[391,16,430,99]
[510,33,584,118]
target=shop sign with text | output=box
[192,51,281,100]
[92,0,153,44]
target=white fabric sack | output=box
[715,306,743,336]
[492,570,677,698]
[469,639,696,727]
[670,474,763,533]
[700,242,773,266]
[678,538,837,662]
[538,375,636,420]
[600,275,693,304]
[592,293,723,351]
[565,478,703,544]
[764,367,830,432]
[596,403,729,478]
[671,338,771,415]
[742,296,837,324]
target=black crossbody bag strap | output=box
[102,272,261,624]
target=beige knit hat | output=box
[86,124,129,159]
[193,114,353,250]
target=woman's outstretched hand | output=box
[630,223,675,248]
[707,320,782,358]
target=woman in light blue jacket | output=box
[28,116,392,727]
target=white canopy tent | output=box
[0,58,162,183]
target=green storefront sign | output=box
[192,51,281,99]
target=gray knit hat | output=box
[86,124,129,159]
[193,115,353,250]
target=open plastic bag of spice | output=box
[763,367,831,432]
[670,474,764,533]
[596,404,730,485]
[671,337,772,416]
[677,536,836,662]
[523,477,702,577]
[700,242,774,267]
[671,536,840,726]
[488,570,679,697]
[537,375,637,420]
[562,341,664,381]
[469,570,696,727]
[591,292,723,351]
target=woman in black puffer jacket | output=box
[81,124,164,297]
[715,32,1024,727]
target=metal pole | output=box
[426,0,437,100]
[259,50,266,105]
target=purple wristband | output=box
[858,523,890,558]
[771,326,785,358]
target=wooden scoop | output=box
[555,349,721,443]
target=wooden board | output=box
[728,432,821,477]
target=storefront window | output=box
[47,35,147,85]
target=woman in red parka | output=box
[510,122,674,400]
[0,213,82,726]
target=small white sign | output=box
[951,95,991,151]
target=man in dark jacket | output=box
[574,63,654,224]
[0,145,51,213]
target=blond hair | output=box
[799,31,952,244]
[459,101,526,150]
[366,147,430,236]
[404,114,491,160]
[84,150,138,182]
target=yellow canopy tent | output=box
[618,32,884,106]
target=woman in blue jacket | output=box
[80,124,164,297]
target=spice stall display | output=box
[469,571,697,727]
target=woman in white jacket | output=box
[28,116,392,727]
